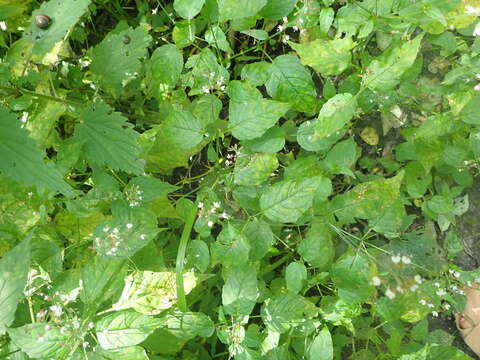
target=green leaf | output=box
[297,120,344,152]
[205,25,232,52]
[243,126,286,153]
[0,239,30,335]
[74,100,144,174]
[240,29,269,40]
[290,37,356,76]
[186,239,210,272]
[297,223,334,270]
[266,54,318,114]
[260,176,324,223]
[322,137,359,177]
[228,81,290,140]
[24,0,91,55]
[285,262,307,294]
[261,293,312,334]
[162,109,205,149]
[0,106,74,196]
[362,35,424,92]
[8,323,71,359]
[145,44,183,97]
[259,0,297,20]
[164,311,215,339]
[315,93,357,138]
[222,266,259,316]
[111,271,200,315]
[461,95,480,125]
[331,251,375,303]
[217,0,267,21]
[193,94,223,126]
[96,310,162,350]
[174,0,205,19]
[241,61,271,86]
[91,26,152,97]
[211,223,251,267]
[234,152,278,186]
[173,20,196,48]
[97,346,149,360]
[126,176,179,202]
[308,327,333,360]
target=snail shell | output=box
[35,14,51,29]
[122,35,131,44]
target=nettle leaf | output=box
[184,48,229,96]
[145,44,183,98]
[0,107,74,197]
[162,109,205,149]
[322,137,360,177]
[266,54,318,114]
[461,94,480,125]
[91,26,152,97]
[228,81,290,140]
[308,327,333,360]
[0,239,30,335]
[285,262,307,294]
[111,271,199,315]
[259,0,297,20]
[74,101,144,174]
[8,323,72,359]
[331,251,376,304]
[24,0,91,55]
[260,176,324,223]
[174,0,205,19]
[234,152,279,186]
[363,35,424,92]
[164,311,215,339]
[217,0,267,21]
[222,266,259,316]
[95,310,163,350]
[290,37,356,76]
[92,218,158,259]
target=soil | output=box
[429,177,480,359]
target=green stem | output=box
[0,86,85,107]
[175,205,197,312]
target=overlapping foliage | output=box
[1,0,480,359]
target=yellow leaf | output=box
[360,127,379,145]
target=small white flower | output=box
[434,282,441,288]
[140,234,146,240]
[202,86,210,94]
[474,23,480,37]
[391,255,401,264]
[293,25,299,31]
[298,17,304,24]
[410,285,419,292]
[453,271,460,278]
[371,276,381,286]
[0,21,6,31]
[414,275,423,284]
[443,303,451,310]
[432,311,438,317]
[112,228,119,234]
[401,256,411,265]
[198,202,204,209]
[49,305,63,317]
[277,25,284,32]
[419,299,427,306]
[282,35,290,44]
[207,220,214,227]
[385,288,395,299]
[220,85,226,92]
[396,286,404,293]
[152,7,158,15]
[474,84,480,91]
[427,303,434,308]
[220,212,230,220]
[436,288,447,296]
[213,201,221,208]
[20,112,28,123]
[126,223,133,229]
[466,6,480,16]
[282,16,288,23]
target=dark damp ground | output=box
[429,177,480,359]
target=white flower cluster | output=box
[198,200,230,228]
[125,184,144,207]
[202,72,226,94]
[390,253,412,265]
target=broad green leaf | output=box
[172,20,196,48]
[290,37,356,76]
[322,137,359,177]
[97,346,149,360]
[91,26,152,97]
[0,107,74,197]
[260,176,324,223]
[297,223,334,270]
[331,251,375,303]
[211,223,251,267]
[234,152,278,186]
[26,97,65,148]
[0,239,30,335]
[74,101,144,174]
[362,35,424,92]
[8,323,72,359]
[266,54,318,114]
[243,219,275,261]
[240,29,269,40]
[162,109,205,149]
[285,262,307,294]
[259,0,297,19]
[174,0,205,19]
[205,25,232,52]
[111,271,199,315]
[461,95,480,125]
[228,81,290,140]
[95,310,162,350]
[126,176,179,202]
[146,44,183,98]
[241,61,271,86]
[217,0,267,21]
[222,266,259,316]
[193,94,223,126]
[315,93,357,138]
[164,311,215,339]
[186,239,210,273]
[297,119,345,152]
[308,327,333,360]
[243,126,286,153]
[24,0,91,55]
